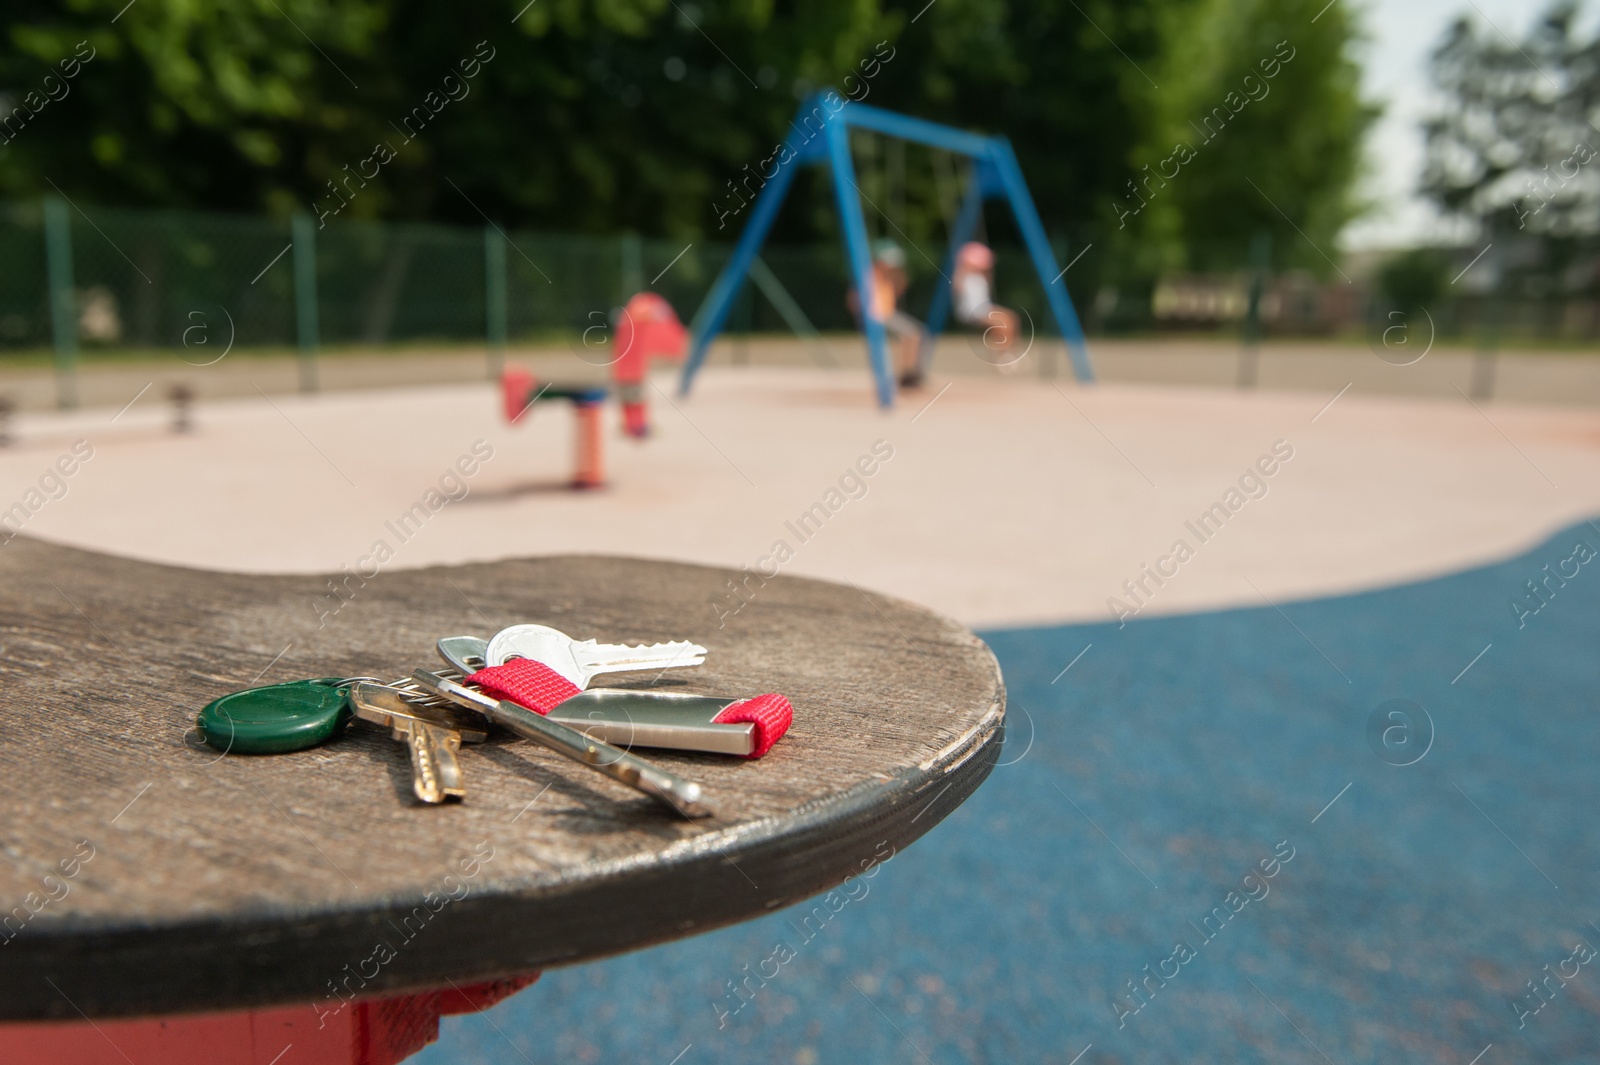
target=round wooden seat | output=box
[0,541,1004,1020]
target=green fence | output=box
[0,198,1082,361]
[0,200,902,346]
[0,198,933,406]
[0,201,732,351]
[16,198,1595,409]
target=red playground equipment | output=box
[497,292,688,489]
[1,975,538,1065]
[611,291,688,438]
[500,368,608,489]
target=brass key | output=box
[398,718,465,804]
[350,683,487,804]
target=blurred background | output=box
[2,0,1598,396]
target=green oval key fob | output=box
[197,678,353,755]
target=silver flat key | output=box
[410,670,716,819]
[436,636,490,677]
[484,624,706,688]
[439,636,756,756]
[350,683,486,804]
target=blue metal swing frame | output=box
[680,95,1095,408]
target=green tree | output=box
[0,0,388,212]
[1422,2,1600,237]
[1,0,895,232]
[1130,0,1375,277]
[1,0,1374,279]
[1376,247,1450,308]
[1420,2,1600,297]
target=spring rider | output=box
[498,293,688,489]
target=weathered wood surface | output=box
[0,540,1004,1020]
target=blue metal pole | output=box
[989,138,1094,382]
[680,140,805,395]
[835,101,994,158]
[826,116,894,408]
[918,174,986,371]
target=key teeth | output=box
[646,642,707,659]
[590,655,706,674]
[576,642,709,666]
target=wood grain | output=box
[0,539,1004,1020]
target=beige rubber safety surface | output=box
[3,365,1600,629]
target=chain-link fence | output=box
[6,198,1598,388]
[0,199,894,358]
[0,203,49,350]
[0,203,711,352]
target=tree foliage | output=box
[1421,2,1600,295]
[1422,2,1600,239]
[1376,247,1450,308]
[2,0,1371,279]
[1130,0,1374,276]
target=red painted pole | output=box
[573,401,604,489]
[0,976,537,1065]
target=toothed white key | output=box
[485,623,706,688]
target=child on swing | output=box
[849,240,927,390]
[951,241,1020,370]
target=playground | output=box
[5,351,1600,1061]
[6,27,1600,1062]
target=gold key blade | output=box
[352,684,473,804]
[400,718,465,804]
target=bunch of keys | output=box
[437,630,778,757]
[196,624,793,819]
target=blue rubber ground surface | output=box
[415,519,1600,1064]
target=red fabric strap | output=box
[713,693,792,759]
[468,658,581,714]
[467,658,792,758]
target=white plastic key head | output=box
[484,624,707,688]
[485,624,588,685]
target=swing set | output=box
[680,94,1096,408]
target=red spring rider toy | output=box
[497,293,688,489]
[500,368,609,489]
[611,292,687,438]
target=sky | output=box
[1342,0,1559,250]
